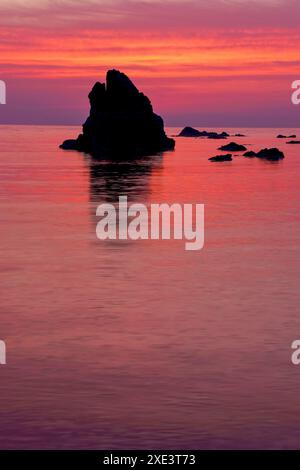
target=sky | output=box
[0,0,300,126]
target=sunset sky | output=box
[0,0,299,126]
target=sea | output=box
[0,125,300,449]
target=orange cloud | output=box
[0,1,299,125]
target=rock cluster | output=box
[178,127,229,139]
[277,134,296,138]
[244,148,284,160]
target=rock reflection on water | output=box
[88,155,163,203]
[87,154,164,243]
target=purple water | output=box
[0,125,300,449]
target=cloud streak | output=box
[1,0,300,29]
[0,0,299,125]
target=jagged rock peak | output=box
[88,69,152,114]
[60,69,174,158]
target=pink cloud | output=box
[0,0,299,125]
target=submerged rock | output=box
[60,69,175,158]
[286,140,300,144]
[256,148,284,160]
[209,154,232,162]
[234,133,246,137]
[218,142,247,152]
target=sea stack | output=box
[60,69,175,158]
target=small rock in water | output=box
[218,142,247,152]
[207,132,227,139]
[234,133,246,137]
[255,148,284,160]
[243,151,256,157]
[277,134,296,139]
[209,154,232,162]
[178,126,202,137]
[178,128,229,139]
[59,139,79,150]
[286,140,300,144]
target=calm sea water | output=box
[0,125,300,449]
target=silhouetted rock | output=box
[243,148,285,160]
[243,151,256,157]
[177,128,228,139]
[234,133,246,137]
[207,132,227,139]
[286,140,300,144]
[256,148,284,160]
[178,126,202,137]
[209,154,232,162]
[60,69,175,158]
[277,134,296,138]
[218,142,247,152]
[60,139,79,150]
